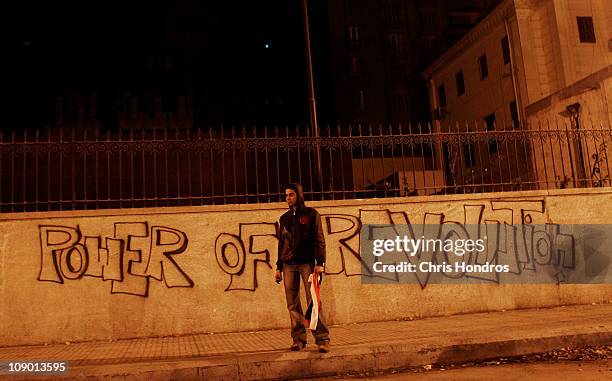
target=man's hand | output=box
[275,270,283,284]
[314,266,325,274]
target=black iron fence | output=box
[0,122,610,212]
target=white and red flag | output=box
[304,271,323,330]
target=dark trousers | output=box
[282,263,330,345]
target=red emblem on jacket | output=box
[299,215,310,225]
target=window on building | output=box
[389,33,401,52]
[421,13,435,34]
[385,1,400,24]
[437,84,446,108]
[421,38,433,51]
[348,26,361,45]
[485,113,498,154]
[345,0,355,12]
[577,17,596,43]
[510,100,519,129]
[501,36,510,64]
[356,90,365,110]
[455,70,465,96]
[351,57,361,73]
[478,54,488,79]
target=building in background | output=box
[8,1,310,130]
[423,0,612,190]
[304,0,500,195]
[9,1,502,131]
[312,0,500,125]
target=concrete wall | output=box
[525,73,612,128]
[525,74,612,189]
[556,0,612,86]
[514,0,611,104]
[1,189,612,346]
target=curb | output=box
[13,331,612,381]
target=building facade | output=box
[423,0,612,190]
[315,0,500,125]
[424,0,611,128]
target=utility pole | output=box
[301,0,324,197]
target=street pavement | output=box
[0,303,611,380]
[314,360,612,380]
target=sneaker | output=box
[290,341,306,351]
[317,342,330,353]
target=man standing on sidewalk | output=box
[275,183,331,353]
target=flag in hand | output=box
[304,270,323,330]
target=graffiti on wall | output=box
[215,199,576,290]
[38,222,193,297]
[34,199,575,294]
[214,223,277,291]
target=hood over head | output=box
[285,183,305,210]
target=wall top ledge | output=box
[1,188,610,221]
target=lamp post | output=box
[301,0,323,197]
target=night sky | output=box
[8,1,309,126]
[7,1,498,128]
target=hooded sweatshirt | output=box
[276,183,326,271]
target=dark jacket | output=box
[276,183,326,271]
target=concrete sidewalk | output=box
[1,304,611,380]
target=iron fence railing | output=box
[0,122,610,212]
